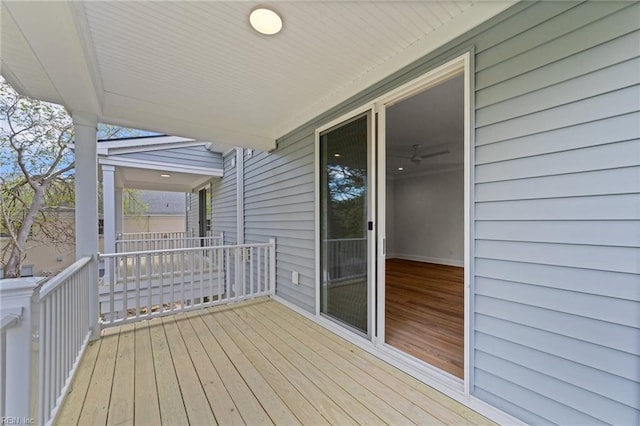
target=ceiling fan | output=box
[388,144,450,164]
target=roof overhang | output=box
[1,1,516,150]
[99,156,222,193]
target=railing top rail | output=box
[101,241,273,258]
[325,238,367,242]
[39,256,92,300]
[120,231,186,235]
[117,236,222,244]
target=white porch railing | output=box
[117,231,193,241]
[99,239,276,326]
[326,237,367,282]
[1,237,276,424]
[115,233,224,253]
[38,257,92,425]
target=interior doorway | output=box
[379,72,466,379]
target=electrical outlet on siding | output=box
[292,271,299,285]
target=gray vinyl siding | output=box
[114,145,223,169]
[470,2,640,423]
[211,152,237,244]
[236,1,639,424]
[244,138,315,311]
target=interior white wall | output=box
[387,168,463,267]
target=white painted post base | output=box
[0,277,45,420]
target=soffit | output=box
[1,1,515,151]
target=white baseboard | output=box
[387,253,464,268]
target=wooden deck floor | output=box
[57,298,492,425]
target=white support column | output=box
[0,277,43,420]
[73,115,99,340]
[236,148,244,244]
[115,188,123,238]
[102,165,116,255]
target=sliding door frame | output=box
[374,52,473,394]
[314,51,473,396]
[314,104,377,338]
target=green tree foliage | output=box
[0,77,146,277]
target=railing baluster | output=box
[135,255,141,320]
[199,249,204,306]
[109,257,115,324]
[170,251,175,312]
[180,252,186,309]
[159,252,164,314]
[225,248,230,301]
[250,247,255,296]
[122,255,128,323]
[218,247,223,302]
[189,251,195,307]
[146,253,152,316]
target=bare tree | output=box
[0,78,144,278]
[0,77,78,277]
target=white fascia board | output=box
[273,1,516,138]
[107,141,208,156]
[96,136,194,151]
[99,157,223,177]
[4,1,102,117]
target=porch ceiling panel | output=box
[1,1,514,150]
[109,165,215,193]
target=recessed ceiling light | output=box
[160,173,171,178]
[250,8,283,35]
[397,167,404,171]
[333,153,341,157]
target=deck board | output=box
[77,327,119,425]
[215,310,325,425]
[219,308,354,425]
[56,338,101,424]
[107,323,135,426]
[162,315,217,425]
[59,298,494,425]
[133,321,161,426]
[148,316,187,425]
[173,313,243,425]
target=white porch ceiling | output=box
[109,165,214,193]
[1,1,514,151]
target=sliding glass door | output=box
[319,112,372,335]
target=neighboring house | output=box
[2,1,638,425]
[0,190,187,277]
[94,135,230,253]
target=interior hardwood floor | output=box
[385,258,464,378]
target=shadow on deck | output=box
[58,298,493,425]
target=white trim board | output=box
[104,141,209,156]
[99,157,223,177]
[387,254,464,268]
[95,135,193,150]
